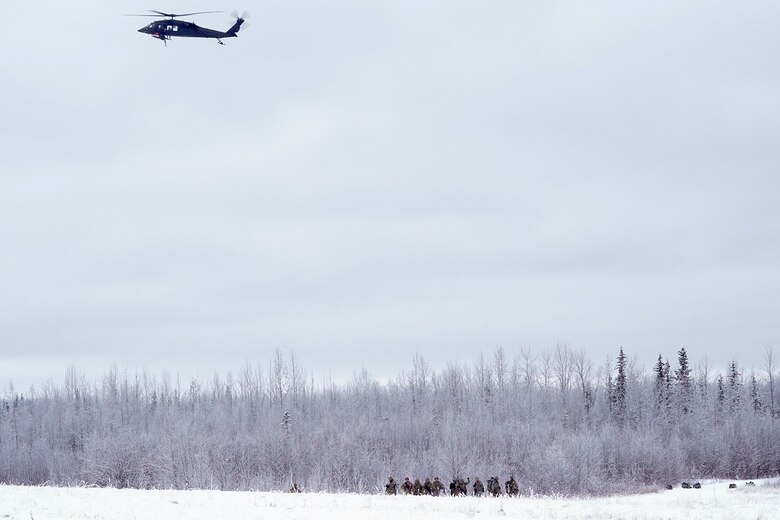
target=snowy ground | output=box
[2,480,779,520]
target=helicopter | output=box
[125,10,247,46]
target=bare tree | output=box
[572,349,594,415]
[516,346,537,423]
[765,345,776,417]
[269,348,288,407]
[537,348,553,393]
[289,351,306,409]
[408,353,430,411]
[696,355,712,410]
[517,346,536,391]
[493,346,508,396]
[552,343,574,401]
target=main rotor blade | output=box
[148,10,223,17]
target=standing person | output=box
[473,477,485,497]
[423,478,433,495]
[432,477,445,496]
[488,477,502,497]
[402,477,413,495]
[505,475,519,496]
[412,478,423,496]
[385,476,398,495]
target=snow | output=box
[1,480,779,520]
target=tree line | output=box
[0,346,778,494]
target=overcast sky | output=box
[1,1,779,391]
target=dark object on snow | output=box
[681,482,691,489]
[402,477,413,495]
[746,481,755,486]
[729,483,737,489]
[693,482,701,489]
[505,476,519,496]
[473,478,484,497]
[666,484,673,490]
[385,477,398,495]
[412,478,423,496]
[423,478,433,495]
[288,482,301,493]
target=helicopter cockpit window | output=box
[173,26,178,31]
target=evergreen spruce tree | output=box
[727,361,742,414]
[750,373,762,413]
[674,347,693,415]
[716,374,725,413]
[614,347,628,424]
[663,360,673,417]
[653,354,665,415]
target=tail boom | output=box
[227,18,245,36]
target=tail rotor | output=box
[228,10,250,34]
[231,10,250,21]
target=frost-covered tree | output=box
[572,349,594,418]
[765,346,776,417]
[653,354,665,415]
[716,374,725,414]
[613,348,627,425]
[674,347,693,415]
[727,361,742,414]
[750,374,761,413]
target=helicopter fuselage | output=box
[138,18,243,42]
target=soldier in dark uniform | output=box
[412,478,423,495]
[432,477,445,496]
[457,477,470,496]
[449,479,456,496]
[402,477,413,495]
[505,475,519,496]
[487,476,502,497]
[423,478,433,495]
[385,476,398,495]
[473,477,484,497]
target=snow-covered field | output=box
[2,480,779,520]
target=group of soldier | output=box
[384,476,520,497]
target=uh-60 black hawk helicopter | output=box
[125,10,247,46]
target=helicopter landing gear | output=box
[217,38,225,45]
